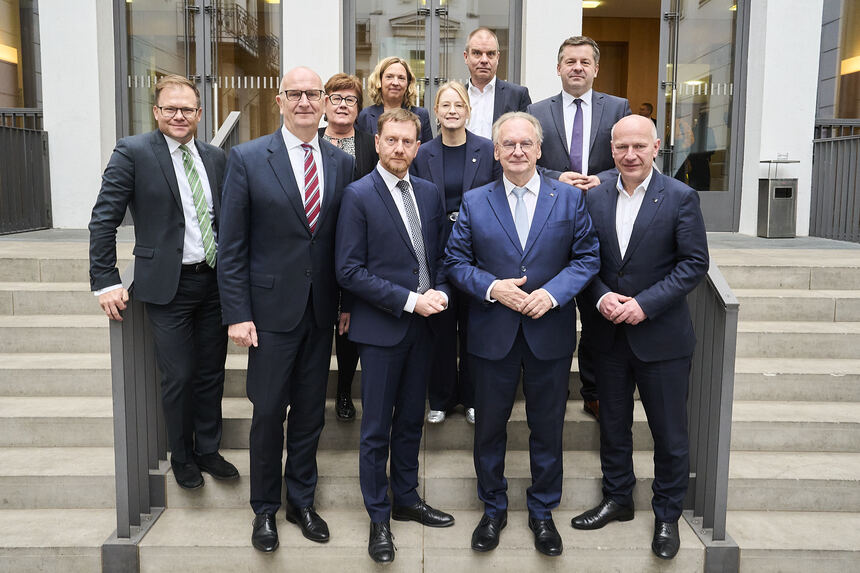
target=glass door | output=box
[119,0,281,142]
[658,0,744,230]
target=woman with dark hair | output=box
[320,73,378,421]
[411,80,499,425]
[356,56,433,144]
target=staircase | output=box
[0,232,857,572]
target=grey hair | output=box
[492,111,544,145]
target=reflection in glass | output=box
[0,0,40,109]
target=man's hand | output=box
[414,291,447,317]
[559,171,601,191]
[598,292,632,321]
[338,312,350,335]
[98,288,129,321]
[491,276,528,311]
[228,321,258,347]
[609,297,647,325]
[520,288,553,319]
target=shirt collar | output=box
[468,76,496,95]
[376,163,412,191]
[562,88,592,107]
[281,125,320,152]
[502,169,541,198]
[163,134,197,156]
[616,168,654,198]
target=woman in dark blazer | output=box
[410,80,499,425]
[356,56,433,144]
[319,73,378,421]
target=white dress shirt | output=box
[376,164,447,313]
[282,125,325,207]
[94,133,215,296]
[466,76,496,140]
[562,89,593,175]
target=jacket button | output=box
[413,268,418,274]
[618,271,625,277]
[305,269,312,277]
[176,248,182,253]
[179,222,185,228]
[521,266,526,272]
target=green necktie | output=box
[179,144,216,268]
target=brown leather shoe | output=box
[583,400,600,420]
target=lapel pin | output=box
[472,158,477,163]
[653,198,658,203]
[550,193,555,197]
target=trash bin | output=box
[757,160,798,238]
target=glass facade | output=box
[837,0,859,118]
[0,0,40,109]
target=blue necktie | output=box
[512,187,529,249]
[569,98,583,173]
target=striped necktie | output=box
[178,144,216,268]
[301,143,321,233]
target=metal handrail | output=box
[0,107,43,130]
[210,111,241,150]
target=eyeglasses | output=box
[499,140,535,153]
[157,106,199,119]
[327,94,359,107]
[281,89,325,102]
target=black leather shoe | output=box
[652,520,680,560]
[471,512,507,552]
[529,516,563,556]
[368,521,395,563]
[251,513,279,552]
[285,504,330,543]
[335,393,356,420]
[170,458,203,489]
[392,498,454,528]
[571,498,634,530]
[583,400,600,420]
[193,452,239,480]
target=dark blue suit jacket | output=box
[492,79,532,121]
[410,130,500,212]
[528,90,631,181]
[217,130,355,332]
[584,171,709,362]
[444,174,600,361]
[335,169,449,347]
[356,104,434,144]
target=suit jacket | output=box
[88,129,226,304]
[584,171,709,362]
[444,173,600,361]
[356,104,434,144]
[528,90,631,181]
[335,169,449,347]
[318,126,378,180]
[217,130,355,332]
[409,130,500,213]
[491,79,532,121]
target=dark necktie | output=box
[569,98,583,173]
[396,180,430,293]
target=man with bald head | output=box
[570,115,708,560]
[218,67,355,552]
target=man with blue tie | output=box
[218,67,355,553]
[570,115,709,560]
[445,112,600,556]
[336,108,455,564]
[528,35,632,423]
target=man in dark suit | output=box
[464,27,532,140]
[336,108,454,564]
[527,35,632,421]
[217,67,355,553]
[570,115,709,561]
[89,74,238,491]
[445,112,599,557]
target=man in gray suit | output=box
[89,74,238,491]
[527,35,632,420]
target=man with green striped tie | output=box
[89,74,238,490]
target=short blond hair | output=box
[367,57,418,107]
[434,81,471,117]
[155,74,200,107]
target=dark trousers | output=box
[472,329,571,519]
[576,296,598,402]
[146,266,227,464]
[247,298,331,515]
[595,328,691,523]
[358,316,432,523]
[335,330,359,396]
[428,288,474,410]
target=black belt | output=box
[181,262,214,273]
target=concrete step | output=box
[0,315,109,353]
[733,358,860,401]
[0,241,131,283]
[0,282,101,315]
[0,353,112,397]
[727,511,860,573]
[2,397,856,453]
[138,508,705,572]
[736,321,860,359]
[0,508,116,572]
[712,248,860,290]
[735,289,860,321]
[163,449,860,514]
